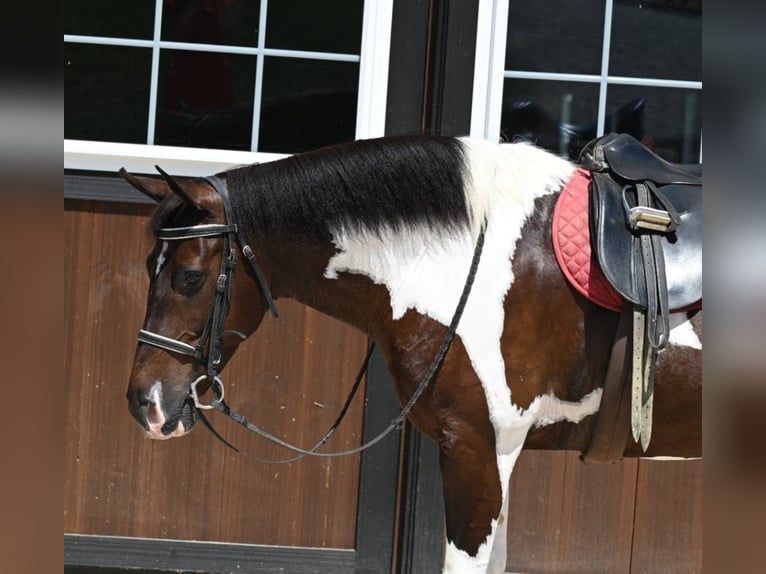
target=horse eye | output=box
[172,268,206,295]
[184,270,204,285]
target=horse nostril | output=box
[127,382,165,430]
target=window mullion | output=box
[251,0,270,151]
[146,0,165,145]
[597,0,615,138]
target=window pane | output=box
[162,0,261,47]
[606,85,701,163]
[65,44,151,144]
[266,0,363,54]
[506,0,605,75]
[610,1,701,81]
[259,58,358,154]
[500,79,600,159]
[64,0,155,39]
[154,50,257,150]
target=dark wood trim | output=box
[396,428,445,574]
[64,172,154,204]
[422,0,480,136]
[354,347,404,574]
[385,0,430,136]
[64,534,355,573]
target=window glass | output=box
[498,0,701,160]
[64,44,152,144]
[506,0,605,75]
[65,1,363,155]
[500,79,600,158]
[266,0,363,53]
[610,0,701,81]
[155,50,257,150]
[606,85,701,163]
[64,0,155,39]
[259,58,359,154]
[161,0,261,47]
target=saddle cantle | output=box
[577,133,702,461]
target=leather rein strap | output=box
[137,174,488,462]
[203,223,486,460]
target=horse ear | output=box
[119,168,171,203]
[154,165,221,214]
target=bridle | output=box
[136,173,487,462]
[137,174,279,409]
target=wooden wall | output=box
[506,451,702,573]
[64,199,368,548]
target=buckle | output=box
[190,374,225,409]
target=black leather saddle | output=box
[579,133,702,460]
[579,133,702,331]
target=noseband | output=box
[137,175,279,407]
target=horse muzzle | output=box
[128,381,197,439]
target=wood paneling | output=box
[630,459,703,573]
[64,199,368,548]
[505,451,702,573]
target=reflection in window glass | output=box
[155,50,257,150]
[266,0,363,53]
[65,1,365,155]
[162,0,261,48]
[259,58,359,154]
[65,44,152,144]
[610,0,701,81]
[506,0,605,75]
[64,0,155,39]
[500,79,600,159]
[606,85,701,163]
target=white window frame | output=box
[63,0,393,176]
[471,0,702,162]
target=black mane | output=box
[223,134,469,242]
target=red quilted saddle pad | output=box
[552,169,624,312]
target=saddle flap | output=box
[590,172,702,310]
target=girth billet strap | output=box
[625,180,677,449]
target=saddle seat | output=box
[584,132,702,185]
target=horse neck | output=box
[259,236,393,339]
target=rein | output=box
[137,174,487,461]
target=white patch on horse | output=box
[326,138,574,448]
[444,518,498,574]
[154,241,169,278]
[668,312,702,349]
[325,139,575,571]
[531,388,603,428]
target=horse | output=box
[121,134,702,573]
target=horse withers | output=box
[122,135,701,573]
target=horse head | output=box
[120,168,269,439]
